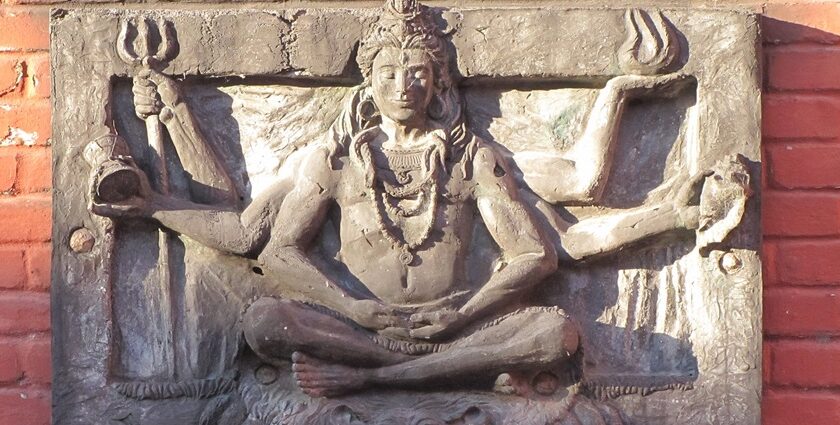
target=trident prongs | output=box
[117,16,177,69]
[153,18,177,66]
[116,18,140,66]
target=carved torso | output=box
[331,140,476,307]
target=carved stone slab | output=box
[51,3,761,425]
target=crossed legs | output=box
[242,298,579,397]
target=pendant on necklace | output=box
[398,249,415,266]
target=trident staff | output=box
[116,16,179,378]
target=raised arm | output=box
[462,147,558,320]
[558,171,708,262]
[90,167,277,256]
[527,73,693,205]
[90,144,308,257]
[133,69,238,206]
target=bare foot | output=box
[493,371,531,396]
[291,352,369,398]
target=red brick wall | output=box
[762,4,840,425]
[1,1,839,424]
[0,3,52,425]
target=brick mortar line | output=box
[765,387,840,394]
[0,289,51,294]
[765,385,840,392]
[765,44,840,51]
[765,88,840,95]
[764,139,840,145]
[0,242,49,248]
[0,386,50,394]
[764,92,840,99]
[0,334,49,341]
[763,137,838,142]
[764,286,840,288]
[762,190,840,195]
[0,289,50,295]
[765,335,840,341]
[764,188,840,194]
[762,235,840,241]
[0,49,49,55]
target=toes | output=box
[291,362,311,373]
[291,351,307,363]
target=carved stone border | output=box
[51,5,761,424]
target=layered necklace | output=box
[356,138,443,266]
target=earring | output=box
[428,93,446,121]
[359,98,380,122]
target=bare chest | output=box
[329,157,475,304]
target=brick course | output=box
[762,4,840,423]
[0,17,50,406]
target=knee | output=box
[530,310,579,361]
[242,297,299,357]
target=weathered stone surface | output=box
[51,2,761,425]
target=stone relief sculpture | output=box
[52,2,762,424]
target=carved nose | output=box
[394,72,408,96]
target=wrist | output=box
[676,205,700,230]
[455,308,474,325]
[159,106,175,123]
[147,193,166,220]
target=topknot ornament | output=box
[385,0,421,19]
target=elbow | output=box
[229,233,266,258]
[546,183,603,206]
[255,242,301,269]
[574,182,605,206]
[534,242,559,278]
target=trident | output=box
[117,17,177,194]
[117,17,179,378]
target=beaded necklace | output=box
[359,142,441,266]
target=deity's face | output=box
[371,47,435,126]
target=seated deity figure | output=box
[92,0,703,398]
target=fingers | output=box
[409,312,433,324]
[145,70,181,105]
[132,76,162,119]
[132,72,168,118]
[365,309,405,330]
[90,202,134,217]
[378,314,406,329]
[410,311,444,329]
[89,196,147,218]
[135,103,162,119]
[676,170,713,205]
[379,326,411,340]
[409,325,443,340]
